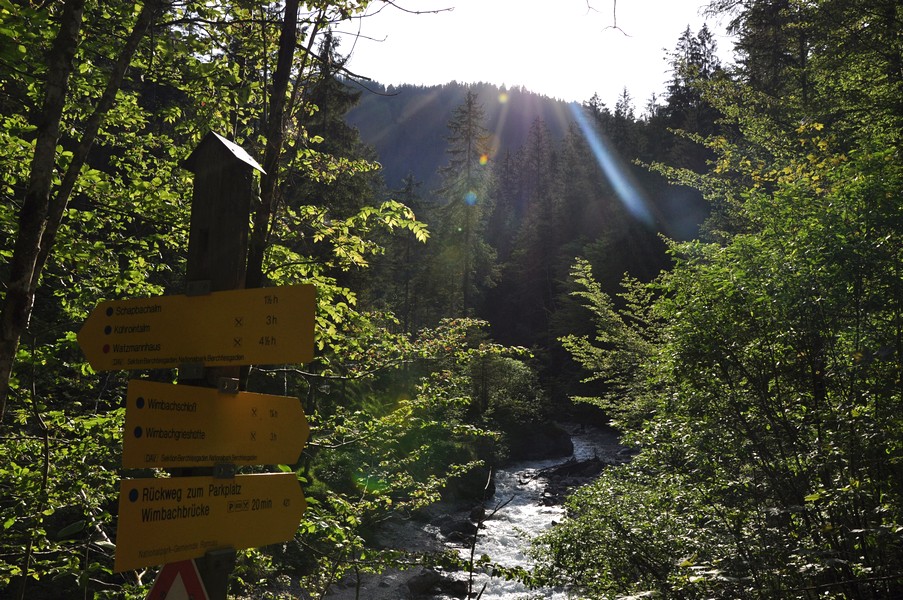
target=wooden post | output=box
[178,132,265,599]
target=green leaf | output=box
[56,519,86,539]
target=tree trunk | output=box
[0,0,85,421]
[246,0,302,289]
[0,0,160,421]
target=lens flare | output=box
[569,103,654,227]
[479,153,489,165]
[465,191,478,205]
[498,91,509,104]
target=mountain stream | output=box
[442,423,625,599]
[323,423,625,600]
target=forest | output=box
[1,0,901,599]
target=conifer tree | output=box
[503,118,561,345]
[666,25,722,129]
[370,173,432,333]
[718,0,812,100]
[611,88,641,158]
[663,24,724,172]
[485,149,519,263]
[434,90,496,315]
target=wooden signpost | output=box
[78,133,314,598]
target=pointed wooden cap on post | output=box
[183,131,266,175]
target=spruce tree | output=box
[434,89,496,316]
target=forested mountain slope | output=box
[345,78,714,351]
[345,81,577,191]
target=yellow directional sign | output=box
[114,473,305,572]
[77,285,315,371]
[122,380,309,469]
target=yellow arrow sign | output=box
[114,473,305,572]
[122,380,309,469]
[77,285,315,371]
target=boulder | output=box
[505,422,574,461]
[406,568,441,596]
[540,456,607,479]
[438,578,470,597]
[468,504,486,523]
[435,514,478,540]
[538,457,609,505]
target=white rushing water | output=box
[446,423,624,600]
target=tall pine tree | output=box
[433,90,496,316]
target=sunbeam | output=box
[568,103,655,227]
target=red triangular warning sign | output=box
[146,559,209,600]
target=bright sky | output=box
[339,0,734,106]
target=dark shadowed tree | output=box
[433,89,496,316]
